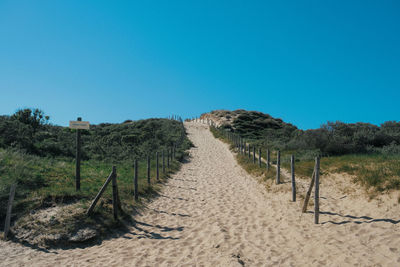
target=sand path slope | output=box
[1,122,399,266]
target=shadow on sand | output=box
[307,210,400,225]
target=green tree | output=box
[11,108,50,132]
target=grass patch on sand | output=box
[281,153,400,192]
[211,125,400,193]
[0,148,188,246]
[210,127,275,181]
[236,154,275,182]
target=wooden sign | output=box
[69,120,90,130]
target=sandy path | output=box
[1,122,399,266]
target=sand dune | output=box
[1,122,399,266]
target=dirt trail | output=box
[1,122,399,266]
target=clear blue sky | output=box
[1,1,399,129]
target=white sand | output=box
[1,122,399,266]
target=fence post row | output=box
[213,125,322,225]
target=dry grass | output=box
[236,154,275,182]
[282,154,400,193]
[211,126,400,195]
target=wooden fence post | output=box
[315,157,320,224]
[147,154,151,185]
[156,152,159,180]
[3,184,16,240]
[302,169,316,213]
[162,150,165,174]
[248,144,251,159]
[236,136,238,151]
[291,155,296,202]
[253,146,256,164]
[167,149,170,168]
[276,150,281,184]
[111,166,118,220]
[134,159,139,200]
[258,148,261,167]
[266,149,270,170]
[75,117,82,191]
[87,169,115,215]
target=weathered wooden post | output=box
[315,157,320,224]
[276,150,281,184]
[258,148,261,167]
[111,166,118,220]
[302,170,315,213]
[156,152,159,180]
[253,146,256,164]
[69,118,90,191]
[147,154,151,185]
[134,159,139,200]
[291,155,296,202]
[3,184,16,240]
[162,150,165,174]
[87,169,115,215]
[75,117,82,191]
[167,148,170,168]
[174,144,177,159]
[266,149,270,170]
[248,144,251,159]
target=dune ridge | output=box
[1,122,399,266]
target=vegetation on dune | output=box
[281,154,400,192]
[210,127,274,182]
[0,108,188,161]
[208,109,400,193]
[207,109,400,158]
[0,108,192,244]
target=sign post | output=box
[69,118,90,191]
